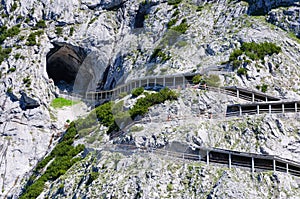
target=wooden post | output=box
[265,96,268,102]
[286,163,289,174]
[269,104,272,114]
[163,76,166,86]
[147,78,149,87]
[251,157,254,173]
[282,104,285,114]
[206,151,209,165]
[237,89,239,100]
[252,93,255,102]
[257,105,260,114]
[295,102,298,112]
[139,79,141,87]
[173,76,176,87]
[229,153,231,169]
[154,77,157,85]
[239,105,242,116]
[182,76,185,88]
[273,159,276,172]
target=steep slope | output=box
[0,0,300,198]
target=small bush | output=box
[26,30,44,46]
[229,49,243,62]
[204,75,221,87]
[35,20,47,29]
[261,84,268,93]
[55,27,63,36]
[10,2,18,12]
[8,67,16,73]
[167,0,182,6]
[69,27,74,36]
[150,48,171,63]
[192,74,203,84]
[167,18,178,28]
[131,87,144,97]
[237,67,247,76]
[171,18,188,34]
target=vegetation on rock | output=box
[50,97,79,109]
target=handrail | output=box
[91,143,300,177]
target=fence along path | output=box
[78,73,281,102]
[93,143,300,177]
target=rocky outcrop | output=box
[1,0,300,197]
[245,0,299,15]
[19,91,40,110]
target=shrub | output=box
[0,46,12,64]
[35,20,47,29]
[204,75,221,87]
[261,84,268,93]
[23,76,31,87]
[171,18,188,34]
[232,60,242,69]
[10,2,18,12]
[8,67,16,72]
[229,49,243,62]
[129,88,178,119]
[69,27,74,36]
[20,122,85,199]
[237,67,247,76]
[131,87,144,97]
[55,27,63,36]
[167,0,182,6]
[192,74,203,84]
[0,25,20,44]
[167,18,178,28]
[150,48,171,63]
[26,30,44,46]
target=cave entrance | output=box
[46,43,87,92]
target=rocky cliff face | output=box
[0,0,300,198]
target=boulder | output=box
[19,91,40,110]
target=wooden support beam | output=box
[251,157,254,173]
[206,151,209,165]
[229,153,231,169]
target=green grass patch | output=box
[51,97,79,109]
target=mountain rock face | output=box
[0,0,300,198]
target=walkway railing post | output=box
[295,102,298,113]
[252,93,255,102]
[173,76,176,88]
[237,89,239,100]
[147,78,149,87]
[282,104,285,114]
[269,104,272,114]
[273,159,276,172]
[139,79,141,87]
[265,96,268,102]
[206,151,209,165]
[182,76,185,88]
[251,157,254,173]
[286,163,289,174]
[257,105,260,115]
[239,106,242,116]
[229,153,231,169]
[163,77,166,86]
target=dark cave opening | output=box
[46,43,87,92]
